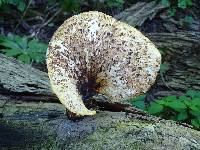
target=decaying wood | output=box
[0,54,50,94]
[0,54,57,102]
[0,101,200,149]
[114,1,166,27]
[148,32,200,94]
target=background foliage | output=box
[130,90,200,130]
[0,34,47,64]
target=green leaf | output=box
[0,34,47,64]
[183,15,194,24]
[133,100,145,110]
[130,94,146,110]
[4,49,22,57]
[106,0,124,8]
[17,54,31,64]
[147,102,163,114]
[177,111,188,121]
[178,0,192,9]
[191,98,200,106]
[186,0,193,6]
[165,101,187,112]
[160,63,169,74]
[29,52,44,63]
[189,110,200,117]
[164,95,177,102]
[186,90,200,99]
[7,0,17,5]
[179,95,190,101]
[191,119,200,128]
[15,35,28,50]
[167,7,176,17]
[62,0,81,12]
[0,40,20,49]
[156,99,165,105]
[18,0,26,12]
[161,0,170,6]
[28,39,47,53]
[158,47,168,55]
[178,0,187,9]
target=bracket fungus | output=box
[46,11,161,116]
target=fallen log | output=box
[114,1,166,27]
[0,54,57,102]
[1,101,200,149]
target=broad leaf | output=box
[177,111,188,121]
[0,40,20,49]
[178,0,187,9]
[5,49,22,57]
[17,54,31,64]
[161,0,170,6]
[160,63,169,74]
[132,100,145,110]
[164,95,177,102]
[165,101,187,112]
[148,102,163,114]
[189,110,200,117]
[18,0,26,12]
[186,90,200,98]
[28,39,48,53]
[191,119,200,128]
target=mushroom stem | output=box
[47,65,96,116]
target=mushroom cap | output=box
[46,11,161,115]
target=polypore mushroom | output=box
[46,11,161,116]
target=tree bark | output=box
[114,1,166,27]
[1,100,200,149]
[0,54,57,102]
[146,32,200,99]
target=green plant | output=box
[179,15,194,26]
[130,94,146,110]
[130,90,200,129]
[161,0,193,10]
[0,34,48,64]
[0,0,26,12]
[160,0,193,20]
[160,62,170,74]
[48,0,82,12]
[105,0,124,8]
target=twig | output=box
[14,0,33,33]
[42,9,62,28]
[34,8,62,38]
[160,73,176,92]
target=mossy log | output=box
[1,100,200,149]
